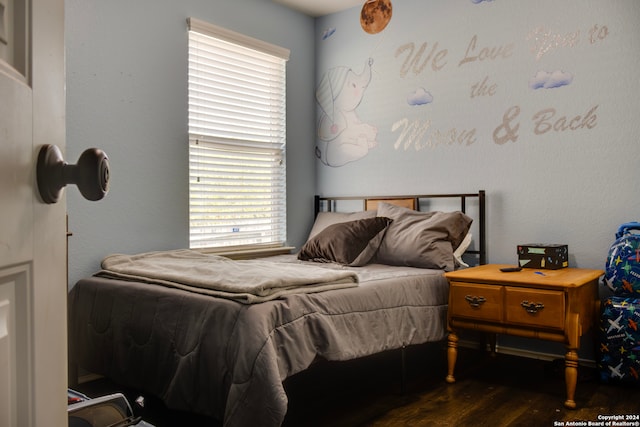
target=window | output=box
[187,18,290,251]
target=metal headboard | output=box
[314,190,486,265]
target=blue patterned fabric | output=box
[597,296,640,384]
[604,222,640,296]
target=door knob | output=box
[37,144,110,204]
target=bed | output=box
[68,190,486,427]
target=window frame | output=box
[187,18,290,255]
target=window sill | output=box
[198,246,296,260]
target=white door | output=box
[0,0,67,426]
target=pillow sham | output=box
[306,210,377,240]
[375,202,473,271]
[298,216,392,266]
[453,233,473,268]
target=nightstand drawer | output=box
[450,282,502,322]
[505,287,565,329]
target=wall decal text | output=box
[470,75,498,98]
[527,24,609,60]
[492,104,599,144]
[395,42,448,77]
[392,118,477,150]
[459,35,515,67]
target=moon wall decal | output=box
[360,0,393,35]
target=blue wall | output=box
[65,0,317,286]
[314,0,640,272]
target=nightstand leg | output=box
[488,333,497,357]
[564,349,579,409]
[446,331,458,383]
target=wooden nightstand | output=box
[444,264,603,409]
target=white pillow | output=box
[454,233,472,268]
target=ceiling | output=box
[272,0,364,17]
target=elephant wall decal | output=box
[315,58,379,167]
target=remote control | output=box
[500,267,522,272]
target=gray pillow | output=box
[375,203,473,271]
[306,210,377,240]
[298,217,392,266]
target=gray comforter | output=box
[98,249,358,303]
[68,255,449,427]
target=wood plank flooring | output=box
[75,343,640,426]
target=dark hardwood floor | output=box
[74,344,640,426]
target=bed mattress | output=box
[68,255,450,427]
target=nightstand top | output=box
[444,264,603,288]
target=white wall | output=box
[65,0,318,287]
[314,0,640,273]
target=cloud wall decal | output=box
[529,70,574,89]
[407,88,434,106]
[322,27,336,40]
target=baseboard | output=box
[458,338,597,369]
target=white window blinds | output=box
[187,18,290,250]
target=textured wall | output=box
[314,0,640,272]
[65,0,317,287]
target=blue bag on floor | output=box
[604,222,640,295]
[597,296,640,384]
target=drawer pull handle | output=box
[464,295,486,308]
[521,301,545,314]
